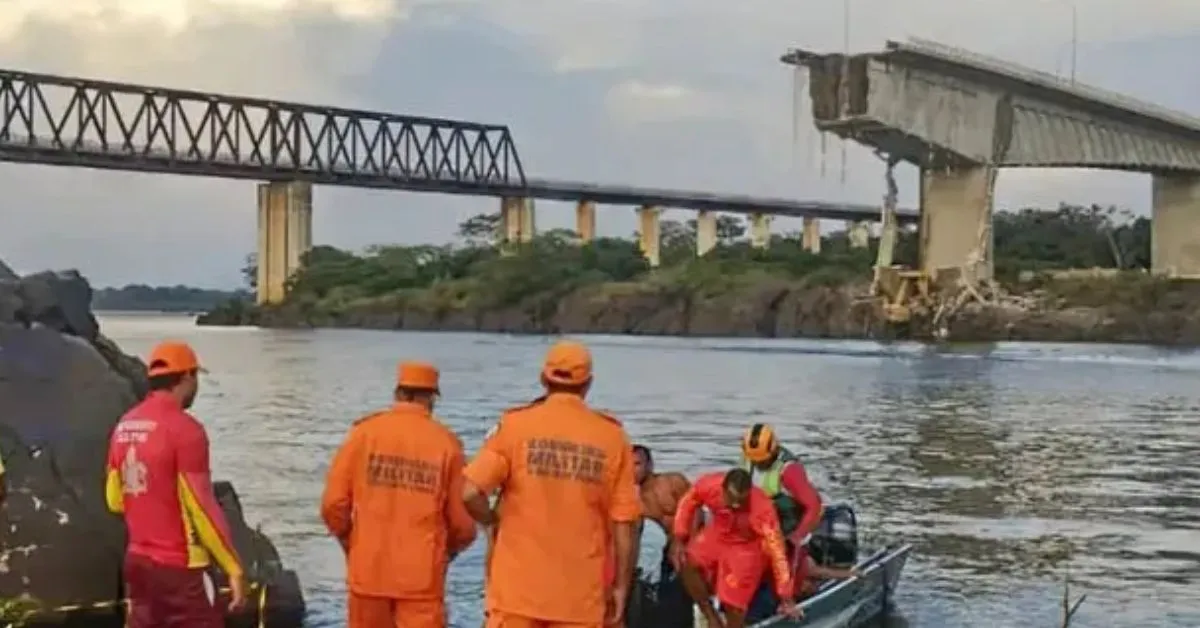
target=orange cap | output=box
[541,340,593,386]
[146,341,205,377]
[397,361,440,392]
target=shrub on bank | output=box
[204,203,1154,322]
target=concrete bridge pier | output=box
[846,220,871,249]
[1151,173,1200,278]
[696,210,717,256]
[801,217,821,254]
[749,213,771,249]
[499,197,536,245]
[256,180,312,305]
[918,166,995,281]
[520,198,537,239]
[637,205,661,267]
[575,200,596,243]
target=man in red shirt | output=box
[670,469,799,628]
[105,341,247,627]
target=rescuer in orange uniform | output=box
[462,340,642,628]
[105,341,247,628]
[671,469,799,628]
[321,361,477,628]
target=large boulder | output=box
[0,266,304,627]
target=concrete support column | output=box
[749,213,772,249]
[498,197,535,245]
[696,210,717,256]
[519,197,536,242]
[846,220,871,249]
[256,180,312,305]
[919,165,994,281]
[575,200,596,243]
[1152,173,1200,278]
[801,217,821,254]
[498,197,522,244]
[637,205,661,267]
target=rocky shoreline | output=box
[198,273,1200,346]
[1,262,305,626]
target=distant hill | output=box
[93,284,250,312]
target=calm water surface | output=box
[97,313,1200,628]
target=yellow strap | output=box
[257,583,267,628]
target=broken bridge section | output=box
[782,38,1200,279]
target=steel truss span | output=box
[0,70,526,191]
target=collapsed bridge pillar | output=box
[918,165,995,282]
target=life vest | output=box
[740,446,803,536]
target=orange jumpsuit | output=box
[464,346,642,628]
[321,393,476,628]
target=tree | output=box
[240,254,257,290]
[716,215,746,243]
[261,203,1155,319]
[684,215,747,245]
[660,219,698,266]
[457,212,502,246]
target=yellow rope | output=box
[257,584,268,628]
[4,582,268,628]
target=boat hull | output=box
[751,543,913,628]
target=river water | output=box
[96,313,1200,628]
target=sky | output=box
[1,0,1199,288]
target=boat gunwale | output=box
[749,543,914,628]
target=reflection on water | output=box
[97,315,1200,627]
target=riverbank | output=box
[92,284,247,312]
[198,266,1200,345]
[199,206,1200,345]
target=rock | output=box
[0,259,16,282]
[0,264,304,627]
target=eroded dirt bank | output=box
[199,274,1200,346]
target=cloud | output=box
[475,0,1200,75]
[0,0,400,285]
[605,80,722,123]
[0,0,1196,286]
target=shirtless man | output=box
[633,445,691,537]
[632,445,696,628]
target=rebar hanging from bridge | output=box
[838,0,851,187]
[873,152,901,274]
[0,69,527,190]
[791,65,805,173]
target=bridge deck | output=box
[884,39,1200,143]
[783,39,1200,171]
[0,67,915,223]
[523,179,917,222]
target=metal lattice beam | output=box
[0,69,526,192]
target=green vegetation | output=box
[0,595,42,625]
[93,284,248,312]
[991,205,1149,279]
[200,203,1164,333]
